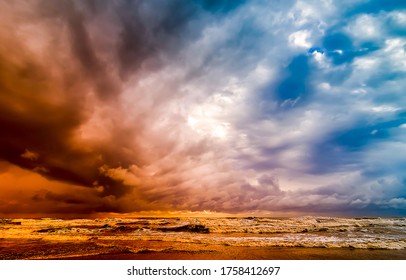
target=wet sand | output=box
[2,238,406,260]
[61,247,406,260]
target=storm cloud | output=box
[1,0,406,217]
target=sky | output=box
[1,0,406,217]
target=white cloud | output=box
[370,105,400,113]
[346,14,382,40]
[388,11,406,26]
[318,82,331,91]
[288,0,335,28]
[289,30,312,48]
[384,39,406,71]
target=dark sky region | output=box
[1,0,406,217]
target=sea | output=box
[2,216,406,250]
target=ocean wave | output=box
[2,217,406,250]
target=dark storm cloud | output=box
[0,1,157,201]
[0,0,244,213]
[0,52,90,185]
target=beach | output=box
[2,238,406,260]
[1,217,406,260]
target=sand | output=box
[2,238,406,260]
[56,246,406,260]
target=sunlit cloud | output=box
[1,0,406,217]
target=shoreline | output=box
[2,238,406,260]
[57,246,406,260]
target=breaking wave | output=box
[2,216,406,250]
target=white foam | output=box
[3,217,406,250]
